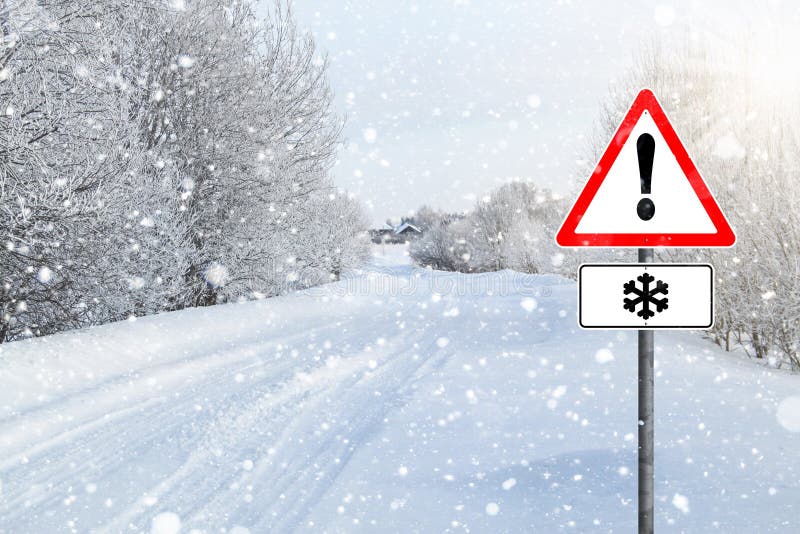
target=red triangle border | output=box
[556,89,736,248]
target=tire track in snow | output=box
[252,334,450,533]
[97,313,453,534]
[0,312,397,530]
[97,321,428,532]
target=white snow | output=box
[776,397,800,432]
[0,245,798,532]
[151,512,181,534]
[653,5,676,27]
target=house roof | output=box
[393,222,421,235]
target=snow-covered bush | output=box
[410,217,473,272]
[410,182,578,276]
[300,192,372,284]
[470,182,569,274]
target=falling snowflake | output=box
[177,55,195,69]
[623,272,668,320]
[672,493,690,514]
[362,127,377,144]
[520,297,537,312]
[594,348,615,364]
[502,478,517,490]
[151,512,181,534]
[128,276,146,290]
[204,262,229,288]
[37,266,53,283]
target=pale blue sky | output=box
[278,1,793,225]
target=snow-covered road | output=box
[1,246,798,533]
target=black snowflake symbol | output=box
[623,272,669,320]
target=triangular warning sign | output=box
[556,89,735,248]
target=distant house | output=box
[369,228,393,243]
[370,222,422,244]
[393,222,421,238]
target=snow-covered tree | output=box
[121,0,344,306]
[0,0,366,341]
[0,0,139,339]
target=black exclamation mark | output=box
[636,133,655,221]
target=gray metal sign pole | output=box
[638,247,655,533]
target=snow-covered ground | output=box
[1,245,798,533]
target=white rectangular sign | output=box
[579,264,713,329]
